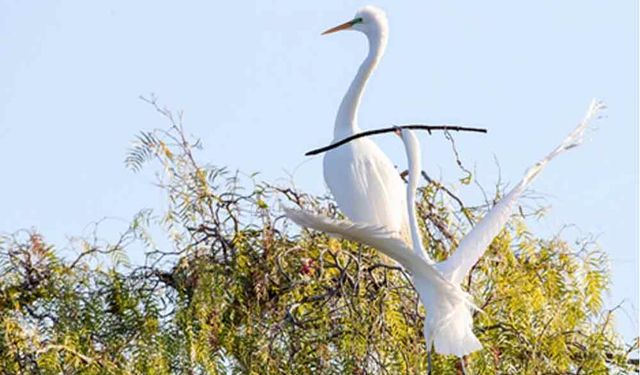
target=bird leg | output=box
[427,348,432,375]
[457,356,468,375]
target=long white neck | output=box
[402,130,433,263]
[333,33,387,140]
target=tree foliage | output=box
[1,100,636,374]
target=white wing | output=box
[323,138,410,241]
[437,100,605,285]
[284,207,461,297]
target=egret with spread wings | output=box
[286,100,603,360]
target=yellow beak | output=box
[321,19,357,35]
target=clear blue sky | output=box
[1,1,637,341]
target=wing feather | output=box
[284,207,462,297]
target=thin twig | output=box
[444,129,473,184]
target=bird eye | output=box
[352,17,363,25]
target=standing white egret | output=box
[321,6,420,256]
[286,100,603,361]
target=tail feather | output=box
[429,293,482,357]
[413,276,482,357]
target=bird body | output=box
[323,139,407,236]
[321,6,411,243]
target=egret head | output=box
[322,5,388,40]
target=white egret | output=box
[286,100,603,361]
[321,6,420,256]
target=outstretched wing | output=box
[437,100,605,285]
[284,208,460,295]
